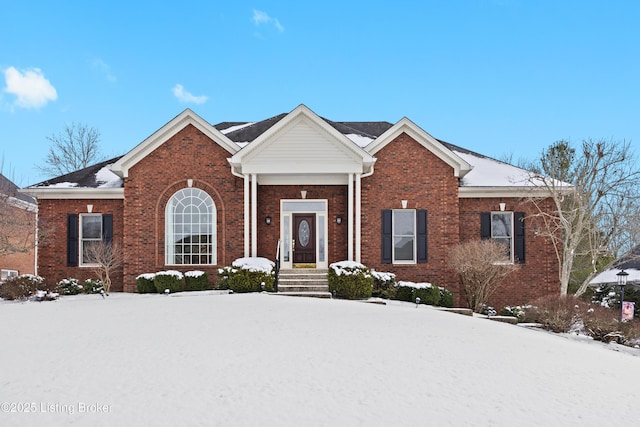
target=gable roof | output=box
[1,173,36,210]
[228,105,376,178]
[366,117,473,178]
[110,109,238,178]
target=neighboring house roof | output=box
[21,105,565,198]
[590,246,640,288]
[0,173,36,211]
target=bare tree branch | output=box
[37,122,106,178]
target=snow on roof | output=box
[40,181,79,188]
[345,133,374,148]
[220,122,256,134]
[590,268,640,287]
[95,166,123,188]
[454,150,536,187]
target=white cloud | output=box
[252,9,284,32]
[3,66,57,109]
[91,58,116,82]
[172,84,208,105]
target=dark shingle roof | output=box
[31,156,124,188]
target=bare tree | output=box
[85,240,123,295]
[449,239,520,312]
[526,139,640,296]
[37,123,106,177]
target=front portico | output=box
[229,105,375,267]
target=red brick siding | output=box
[122,124,244,291]
[36,198,124,290]
[361,132,461,288]
[459,197,560,308]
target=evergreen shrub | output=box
[136,273,157,293]
[328,261,373,300]
[154,271,184,293]
[83,279,105,294]
[57,278,83,295]
[185,271,210,291]
[219,258,275,293]
[371,270,396,299]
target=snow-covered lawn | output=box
[1,292,639,426]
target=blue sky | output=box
[1,0,639,186]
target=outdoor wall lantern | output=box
[617,269,629,322]
[336,215,342,224]
[265,216,272,225]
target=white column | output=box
[347,173,354,261]
[355,173,361,263]
[244,174,250,257]
[251,174,258,257]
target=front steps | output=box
[276,268,331,298]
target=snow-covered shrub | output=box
[83,278,105,294]
[524,295,586,333]
[0,274,49,301]
[499,305,527,322]
[397,281,441,305]
[154,270,184,293]
[57,278,83,295]
[219,258,275,293]
[184,270,210,291]
[371,270,396,299]
[328,261,373,300]
[439,286,454,308]
[136,273,157,293]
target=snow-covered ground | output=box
[1,292,639,426]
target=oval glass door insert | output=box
[298,220,310,247]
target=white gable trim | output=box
[110,109,238,178]
[229,104,376,176]
[20,187,124,200]
[366,117,472,178]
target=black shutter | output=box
[417,209,428,263]
[102,214,113,244]
[514,212,525,263]
[382,210,392,264]
[480,212,491,239]
[67,214,79,267]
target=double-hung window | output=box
[80,214,103,265]
[382,209,428,264]
[481,211,525,264]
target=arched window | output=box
[165,188,215,265]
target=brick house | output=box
[22,105,561,307]
[0,173,36,280]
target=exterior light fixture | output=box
[336,215,342,224]
[617,269,629,322]
[265,216,272,225]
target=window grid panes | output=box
[393,210,416,263]
[80,214,102,265]
[166,188,215,265]
[491,212,513,262]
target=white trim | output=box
[458,186,562,198]
[79,213,102,267]
[392,209,417,264]
[366,117,472,178]
[244,174,250,257]
[347,173,354,261]
[20,188,124,200]
[280,199,328,269]
[355,173,361,263]
[110,109,238,178]
[251,174,257,257]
